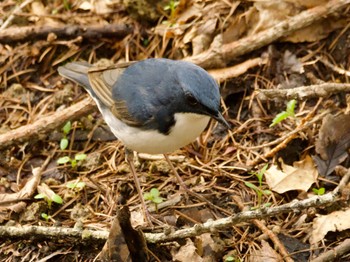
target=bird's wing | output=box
[88,62,144,127]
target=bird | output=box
[58,58,230,223]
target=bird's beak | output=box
[213,113,231,129]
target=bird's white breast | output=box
[100,108,210,154]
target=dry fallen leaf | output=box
[248,240,282,262]
[172,238,203,262]
[265,155,318,194]
[310,208,350,244]
[314,113,350,177]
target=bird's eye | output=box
[186,93,198,105]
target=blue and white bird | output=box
[58,58,230,222]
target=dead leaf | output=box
[172,238,203,262]
[248,240,282,262]
[310,208,350,244]
[195,233,223,261]
[0,167,41,204]
[314,113,350,177]
[265,155,318,194]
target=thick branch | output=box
[185,0,350,68]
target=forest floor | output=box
[1,0,350,261]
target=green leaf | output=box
[286,99,297,116]
[313,187,325,195]
[41,213,49,220]
[34,193,46,199]
[60,138,69,150]
[225,256,235,262]
[52,194,63,204]
[150,188,160,197]
[57,156,71,164]
[143,192,152,201]
[71,159,77,168]
[256,163,268,183]
[67,181,85,190]
[318,187,325,195]
[153,197,163,204]
[263,190,272,195]
[270,111,289,127]
[75,153,87,161]
[270,99,297,127]
[245,182,259,191]
[62,121,71,135]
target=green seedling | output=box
[35,192,63,209]
[60,121,71,150]
[144,188,164,212]
[163,0,180,25]
[270,99,297,127]
[57,153,87,168]
[41,213,51,222]
[66,181,86,191]
[225,256,235,262]
[245,164,271,208]
[312,187,325,195]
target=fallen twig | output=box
[257,83,350,101]
[0,23,133,44]
[0,192,337,243]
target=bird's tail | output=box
[58,62,92,90]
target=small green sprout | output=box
[312,187,325,195]
[41,213,51,222]
[270,99,297,127]
[60,121,72,150]
[144,188,164,212]
[57,153,87,168]
[245,164,271,208]
[66,181,86,191]
[35,192,63,209]
[163,0,180,25]
[225,256,235,262]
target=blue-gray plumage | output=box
[58,58,229,154]
[113,59,223,134]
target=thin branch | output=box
[257,83,350,101]
[0,192,337,243]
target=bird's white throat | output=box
[101,110,210,154]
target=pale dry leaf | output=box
[0,167,41,202]
[177,2,203,24]
[0,167,41,212]
[130,209,146,228]
[310,208,350,244]
[29,1,61,27]
[78,1,93,10]
[196,233,222,262]
[248,1,299,35]
[173,238,203,262]
[248,240,282,262]
[91,0,114,14]
[265,155,318,194]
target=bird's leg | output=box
[163,154,214,206]
[125,148,153,225]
